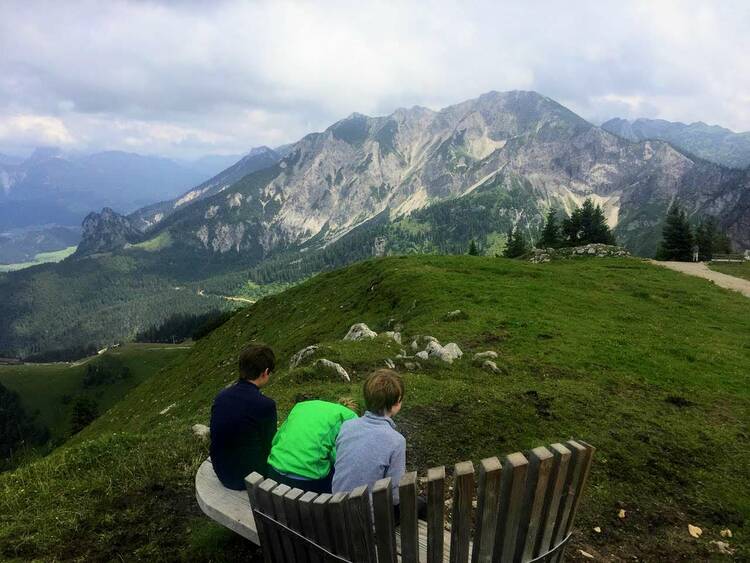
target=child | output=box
[266,396,358,493]
[332,369,407,502]
[210,344,277,490]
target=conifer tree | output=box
[539,209,562,248]
[561,198,615,246]
[468,240,479,256]
[656,204,693,261]
[695,216,717,261]
[503,225,529,258]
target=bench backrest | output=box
[245,439,594,563]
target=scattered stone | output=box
[443,343,463,359]
[410,339,420,352]
[423,336,438,344]
[710,540,734,555]
[443,309,469,321]
[343,323,377,341]
[473,351,498,361]
[688,524,702,538]
[593,526,601,533]
[426,341,462,363]
[384,331,402,344]
[618,509,626,519]
[290,345,319,368]
[314,359,351,382]
[529,244,631,263]
[578,550,595,559]
[159,403,176,415]
[404,362,418,371]
[416,351,429,361]
[482,360,502,374]
[385,359,395,369]
[192,423,210,439]
[720,528,733,538]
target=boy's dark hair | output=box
[363,369,404,415]
[239,344,275,381]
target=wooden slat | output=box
[347,485,377,563]
[373,477,398,563]
[298,491,321,563]
[551,440,586,550]
[271,483,296,563]
[516,447,554,562]
[564,441,596,536]
[533,444,571,558]
[245,472,272,563]
[329,492,352,559]
[283,488,307,563]
[449,461,475,563]
[427,466,446,563]
[312,493,333,553]
[399,472,420,563]
[471,457,502,563]
[492,452,528,563]
[257,479,285,563]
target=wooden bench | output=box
[711,253,746,263]
[195,439,595,562]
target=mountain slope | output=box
[1,256,748,560]
[602,117,750,169]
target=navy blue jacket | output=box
[210,380,277,490]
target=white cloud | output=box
[0,0,748,157]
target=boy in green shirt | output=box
[267,397,358,493]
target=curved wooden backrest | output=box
[244,440,595,563]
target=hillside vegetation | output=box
[0,256,748,561]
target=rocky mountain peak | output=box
[76,207,141,256]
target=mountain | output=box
[76,208,141,256]
[180,154,245,179]
[0,148,213,231]
[602,117,750,169]
[0,225,80,264]
[3,90,750,357]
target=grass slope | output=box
[1,256,748,561]
[0,343,191,444]
[710,261,750,281]
[0,246,77,273]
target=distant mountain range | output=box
[601,118,750,169]
[2,90,750,357]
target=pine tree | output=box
[539,209,562,248]
[503,225,529,258]
[656,204,693,261]
[695,216,717,261]
[562,199,615,246]
[468,240,479,256]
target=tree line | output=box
[655,204,732,261]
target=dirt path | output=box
[651,260,750,298]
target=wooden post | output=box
[245,473,273,563]
[398,472,420,563]
[312,494,333,553]
[298,491,322,563]
[471,457,502,563]
[450,461,475,563]
[372,477,398,563]
[492,452,528,563]
[283,488,307,563]
[271,483,296,562]
[257,479,285,562]
[347,485,377,563]
[516,447,554,562]
[329,492,352,559]
[551,440,586,551]
[534,444,571,558]
[427,466,446,563]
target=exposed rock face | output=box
[425,340,463,363]
[290,345,319,368]
[75,207,141,256]
[343,323,377,341]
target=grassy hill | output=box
[0,255,747,561]
[710,261,750,281]
[0,343,192,445]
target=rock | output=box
[426,341,462,363]
[159,403,176,415]
[593,526,601,533]
[443,343,463,359]
[384,331,402,344]
[314,359,351,382]
[710,541,734,555]
[618,509,626,519]
[343,323,377,341]
[423,336,438,344]
[687,524,702,538]
[416,351,429,361]
[482,360,502,374]
[410,340,420,352]
[473,351,498,361]
[720,529,732,538]
[443,309,468,321]
[290,345,319,368]
[192,423,210,439]
[404,362,418,371]
[385,359,395,369]
[578,550,595,559]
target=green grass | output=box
[0,343,191,443]
[0,246,77,272]
[0,255,748,561]
[710,260,750,281]
[128,231,173,252]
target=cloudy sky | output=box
[1,0,749,159]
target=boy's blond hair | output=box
[363,369,404,415]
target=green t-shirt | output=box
[268,400,357,479]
